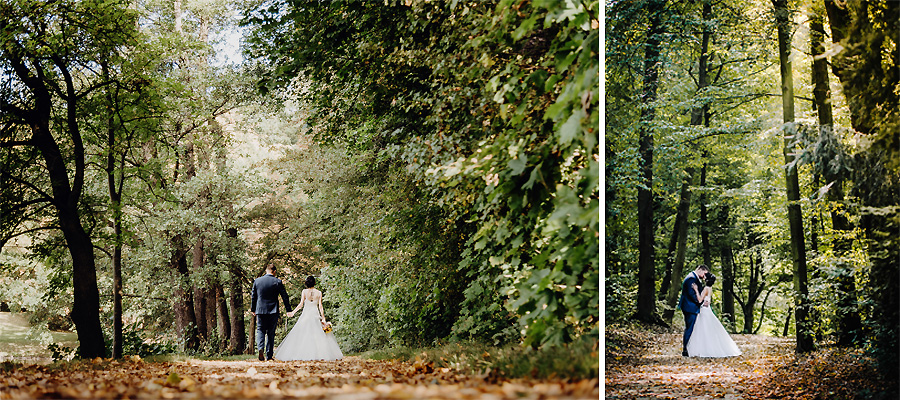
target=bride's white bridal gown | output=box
[686,296,742,358]
[274,290,343,361]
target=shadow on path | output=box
[606,331,793,399]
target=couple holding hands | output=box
[251,264,343,361]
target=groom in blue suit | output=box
[678,264,709,356]
[251,263,291,361]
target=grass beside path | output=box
[357,335,599,381]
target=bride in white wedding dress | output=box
[686,274,742,358]
[274,276,343,361]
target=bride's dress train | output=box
[274,299,343,361]
[686,301,741,358]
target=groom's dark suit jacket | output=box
[251,274,291,315]
[678,272,702,314]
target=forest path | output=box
[605,328,793,399]
[0,355,599,399]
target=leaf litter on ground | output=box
[0,355,598,399]
[605,322,897,400]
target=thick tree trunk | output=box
[634,0,665,324]
[810,7,862,347]
[773,0,814,353]
[204,287,217,342]
[60,210,107,358]
[34,109,105,359]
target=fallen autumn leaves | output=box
[0,355,598,399]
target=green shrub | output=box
[359,332,599,380]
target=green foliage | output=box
[252,141,468,353]
[103,323,176,358]
[359,333,598,380]
[47,343,76,363]
[244,0,599,350]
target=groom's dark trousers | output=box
[251,273,291,360]
[678,272,702,355]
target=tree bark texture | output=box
[4,51,107,358]
[772,0,814,353]
[634,0,665,324]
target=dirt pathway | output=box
[0,355,598,399]
[605,330,793,399]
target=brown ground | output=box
[605,325,793,399]
[0,355,599,399]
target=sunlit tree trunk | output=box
[810,5,860,346]
[772,0,814,353]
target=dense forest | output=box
[0,0,598,365]
[606,0,898,394]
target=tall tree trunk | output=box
[695,1,713,270]
[171,234,199,351]
[662,169,694,323]
[32,91,105,359]
[192,237,208,342]
[772,0,814,353]
[719,205,736,331]
[719,240,736,331]
[215,283,230,348]
[204,288,217,342]
[699,160,711,267]
[634,0,665,324]
[226,228,247,355]
[810,5,861,346]
[103,61,125,359]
